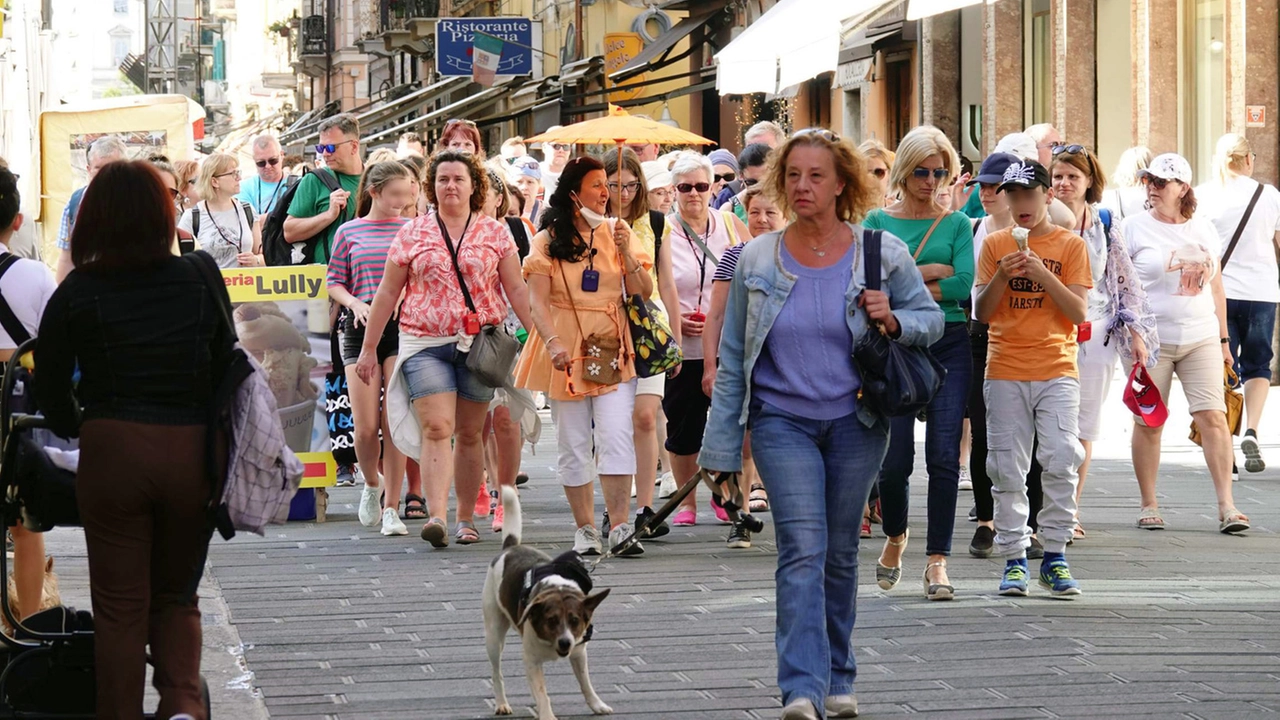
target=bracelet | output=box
[544,334,560,347]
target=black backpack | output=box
[190,201,255,242]
[262,170,339,266]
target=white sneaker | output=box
[358,483,382,527]
[958,465,972,491]
[573,525,603,556]
[826,694,859,718]
[658,472,678,499]
[609,523,644,557]
[781,698,820,720]
[1241,433,1266,473]
[380,508,408,536]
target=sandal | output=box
[403,494,428,520]
[868,499,882,524]
[455,520,481,545]
[420,517,449,547]
[1068,521,1085,546]
[1219,509,1250,534]
[749,483,770,513]
[876,528,908,591]
[923,561,954,601]
[1136,507,1165,530]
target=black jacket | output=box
[34,255,230,437]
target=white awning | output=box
[906,0,988,21]
[714,0,882,95]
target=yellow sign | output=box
[604,33,646,102]
[220,265,329,303]
[297,452,337,489]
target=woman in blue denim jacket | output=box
[698,130,944,720]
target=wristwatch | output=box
[1221,337,1230,344]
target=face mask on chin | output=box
[573,193,607,229]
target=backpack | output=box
[262,171,336,266]
[185,251,305,538]
[190,201,255,244]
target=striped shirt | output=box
[327,217,408,303]
[713,242,747,283]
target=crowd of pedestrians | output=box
[7,106,1275,719]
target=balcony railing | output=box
[300,15,326,56]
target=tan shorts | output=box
[1138,337,1227,424]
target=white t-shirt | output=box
[1194,175,1280,302]
[970,216,992,308]
[1124,211,1222,346]
[178,201,255,269]
[0,242,56,349]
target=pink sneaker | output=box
[474,482,490,518]
[491,503,504,533]
[672,509,697,526]
[711,495,730,524]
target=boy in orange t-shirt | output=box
[975,159,1092,598]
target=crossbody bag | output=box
[437,213,520,388]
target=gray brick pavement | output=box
[205,405,1280,720]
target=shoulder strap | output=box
[863,228,882,292]
[241,202,255,227]
[0,254,33,346]
[316,168,342,193]
[1220,183,1265,270]
[913,212,947,261]
[971,217,982,236]
[191,206,201,238]
[721,210,740,246]
[676,215,720,266]
[437,213,477,314]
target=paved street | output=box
[202,379,1280,720]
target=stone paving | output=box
[205,384,1280,720]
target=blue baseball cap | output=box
[967,152,1021,186]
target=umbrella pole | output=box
[615,139,624,218]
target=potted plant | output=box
[268,20,291,37]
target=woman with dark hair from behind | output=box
[34,160,231,719]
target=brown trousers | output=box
[77,419,217,720]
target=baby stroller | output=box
[0,338,210,718]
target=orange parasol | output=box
[526,105,714,212]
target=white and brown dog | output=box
[483,486,611,719]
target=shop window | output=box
[1186,0,1224,181]
[1023,0,1051,126]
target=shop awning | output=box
[905,0,988,21]
[715,0,882,95]
[362,78,523,145]
[610,6,727,83]
[356,77,468,134]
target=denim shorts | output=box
[1226,299,1277,382]
[400,344,496,404]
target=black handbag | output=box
[852,229,946,417]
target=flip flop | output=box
[1219,509,1250,534]
[455,520,481,545]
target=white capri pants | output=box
[1076,329,1118,442]
[549,379,638,487]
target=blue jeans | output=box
[1225,299,1277,382]
[879,322,972,555]
[748,399,888,709]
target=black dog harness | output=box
[518,552,595,643]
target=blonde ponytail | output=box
[1212,133,1251,185]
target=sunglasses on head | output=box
[256,157,280,168]
[1142,176,1175,190]
[794,128,839,142]
[445,118,478,128]
[870,168,887,179]
[676,182,711,194]
[912,167,949,180]
[714,172,736,183]
[1052,144,1086,156]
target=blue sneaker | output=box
[1039,555,1082,598]
[998,559,1029,596]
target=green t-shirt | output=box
[862,209,975,323]
[286,169,362,263]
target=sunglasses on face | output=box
[1052,144,1086,156]
[256,157,280,168]
[870,168,887,179]
[794,128,839,142]
[714,172,736,183]
[608,181,641,194]
[1142,176,1174,190]
[743,177,760,187]
[551,143,570,151]
[912,167,949,180]
[315,140,356,155]
[676,182,711,194]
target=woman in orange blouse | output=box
[516,156,654,556]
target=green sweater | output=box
[862,209,974,323]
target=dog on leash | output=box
[3,556,61,636]
[483,486,611,719]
